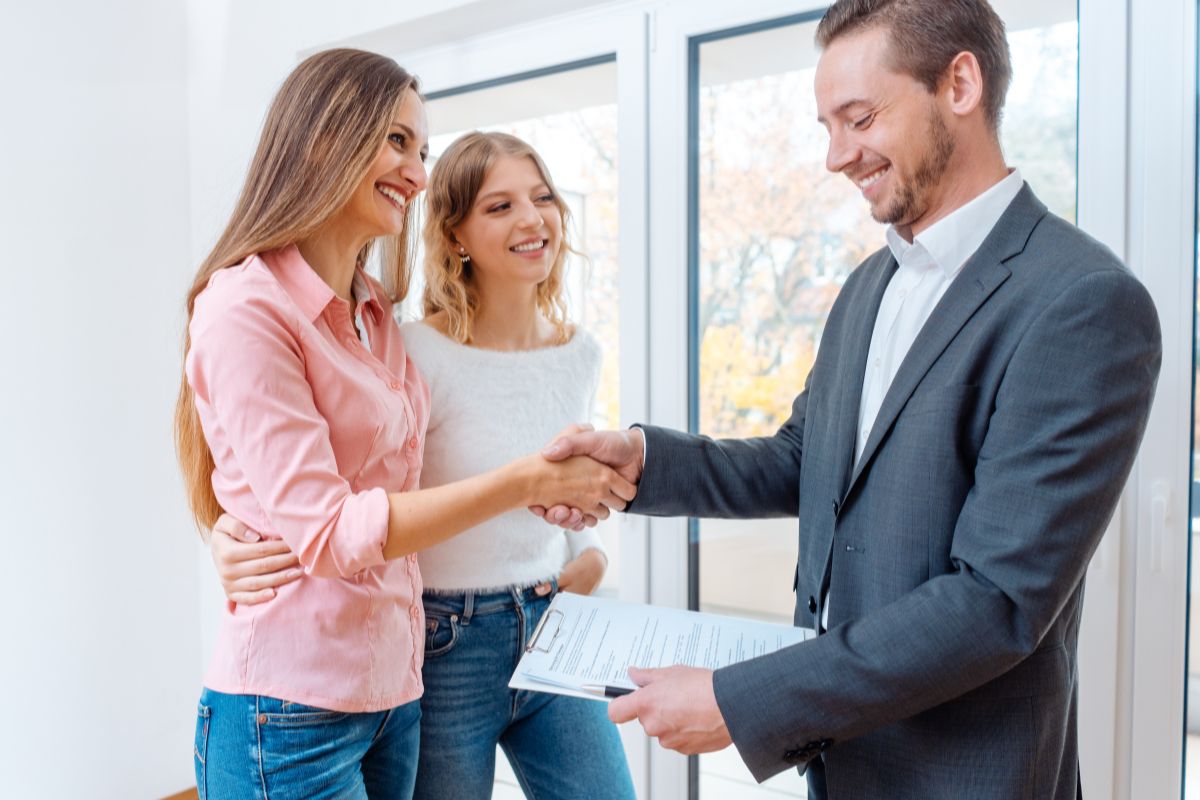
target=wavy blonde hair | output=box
[175,49,421,531]
[421,131,574,343]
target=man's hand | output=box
[608,666,732,755]
[557,548,608,595]
[533,428,646,528]
[210,514,302,605]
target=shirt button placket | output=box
[410,570,424,678]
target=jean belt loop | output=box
[461,589,475,624]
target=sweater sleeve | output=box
[566,528,607,560]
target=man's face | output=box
[815,26,956,235]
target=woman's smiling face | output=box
[336,87,430,241]
[450,154,564,289]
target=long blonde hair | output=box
[422,131,573,343]
[175,48,421,531]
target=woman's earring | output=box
[459,250,471,265]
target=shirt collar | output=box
[351,269,386,326]
[263,243,383,323]
[885,168,1024,279]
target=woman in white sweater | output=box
[210,131,635,799]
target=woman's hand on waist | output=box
[557,548,608,595]
[211,513,303,605]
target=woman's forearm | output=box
[382,457,533,559]
[381,452,635,561]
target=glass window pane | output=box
[691,4,1076,797]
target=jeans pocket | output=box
[261,698,350,726]
[424,613,460,658]
[194,702,211,800]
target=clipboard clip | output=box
[526,608,564,653]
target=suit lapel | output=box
[828,251,897,496]
[842,185,1048,500]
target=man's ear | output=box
[943,50,985,119]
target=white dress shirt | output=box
[822,169,1024,630]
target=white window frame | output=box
[1075,2,1129,797]
[1121,0,1198,798]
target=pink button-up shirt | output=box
[186,244,430,712]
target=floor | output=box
[492,743,807,798]
[490,736,1200,798]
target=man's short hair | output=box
[816,0,1013,132]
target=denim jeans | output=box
[414,583,636,800]
[194,689,421,800]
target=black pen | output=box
[581,684,635,698]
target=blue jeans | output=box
[194,689,421,800]
[414,583,636,800]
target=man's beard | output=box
[873,107,956,227]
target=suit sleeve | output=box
[712,268,1161,781]
[628,381,808,519]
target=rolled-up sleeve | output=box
[186,292,388,578]
[565,528,606,561]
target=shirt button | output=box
[390,380,402,390]
[874,357,881,368]
[410,605,420,618]
[408,438,418,450]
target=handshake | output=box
[526,425,646,531]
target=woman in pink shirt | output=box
[210,132,637,800]
[177,49,634,800]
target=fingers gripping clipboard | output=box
[510,592,813,701]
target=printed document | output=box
[509,592,813,701]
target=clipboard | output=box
[510,591,813,701]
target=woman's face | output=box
[451,154,563,290]
[340,87,429,240]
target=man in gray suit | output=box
[538,0,1162,796]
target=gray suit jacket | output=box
[629,186,1161,799]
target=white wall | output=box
[0,1,198,797]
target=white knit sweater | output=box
[400,320,607,591]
